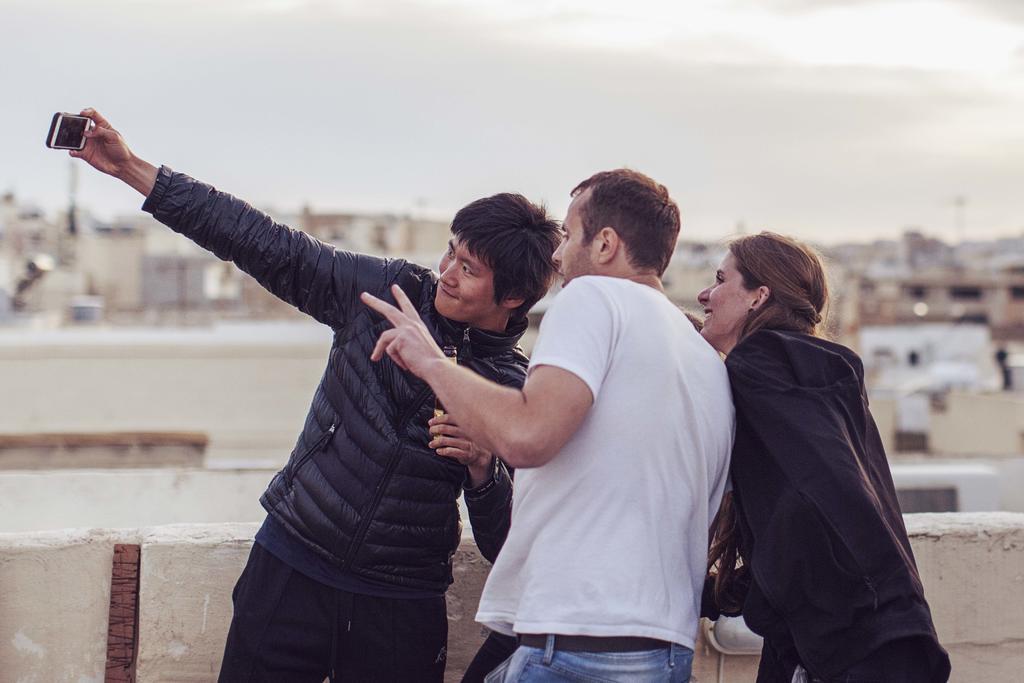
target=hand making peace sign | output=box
[361,285,447,377]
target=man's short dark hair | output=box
[571,169,680,276]
[451,193,561,319]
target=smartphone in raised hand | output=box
[45,112,94,150]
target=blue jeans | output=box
[484,636,693,682]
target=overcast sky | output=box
[3,0,1022,243]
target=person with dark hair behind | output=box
[70,108,562,681]
[698,232,951,682]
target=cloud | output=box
[731,0,882,12]
[761,0,1024,25]
[3,0,1022,242]
[963,0,1024,25]
[730,0,1023,20]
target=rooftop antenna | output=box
[68,159,78,237]
[57,160,80,266]
[952,194,967,244]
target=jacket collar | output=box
[429,282,528,358]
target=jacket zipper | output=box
[287,423,337,486]
[459,326,471,362]
[342,385,433,568]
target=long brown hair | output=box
[706,232,830,612]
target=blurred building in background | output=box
[0,194,450,326]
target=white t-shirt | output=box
[475,276,735,649]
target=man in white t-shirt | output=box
[362,169,735,682]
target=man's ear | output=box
[497,294,524,313]
[500,295,526,312]
[751,285,771,311]
[592,226,620,265]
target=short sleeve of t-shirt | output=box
[528,277,616,400]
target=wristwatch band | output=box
[464,456,500,496]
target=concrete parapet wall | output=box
[136,524,258,681]
[0,527,135,682]
[1,513,1022,682]
[905,513,1024,680]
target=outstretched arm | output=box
[71,108,390,328]
[362,285,592,468]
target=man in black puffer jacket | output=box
[71,108,560,681]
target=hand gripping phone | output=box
[45,112,94,150]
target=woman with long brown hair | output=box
[698,232,950,682]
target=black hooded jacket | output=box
[713,330,950,682]
[142,167,516,591]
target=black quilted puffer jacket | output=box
[143,167,517,591]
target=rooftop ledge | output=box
[0,513,1021,682]
[0,431,209,450]
[0,431,209,470]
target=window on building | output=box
[896,487,958,513]
[949,286,983,300]
[1010,286,1024,300]
[904,285,928,298]
[894,431,929,453]
[872,348,895,366]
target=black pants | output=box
[461,631,518,683]
[219,543,448,683]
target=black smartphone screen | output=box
[54,116,89,148]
